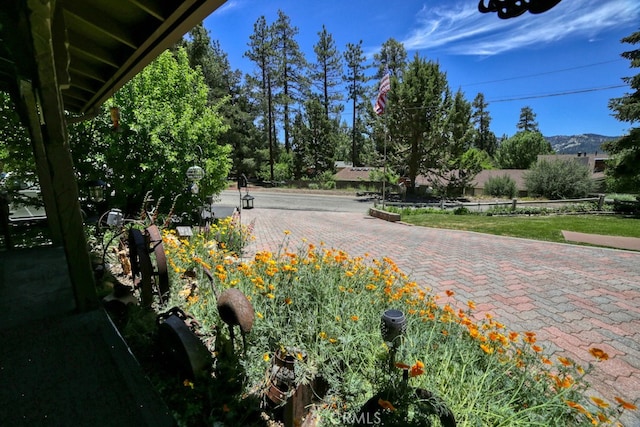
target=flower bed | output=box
[107,218,637,426]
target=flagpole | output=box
[382,122,387,208]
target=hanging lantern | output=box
[110,107,120,129]
[186,165,205,182]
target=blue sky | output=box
[203,0,640,138]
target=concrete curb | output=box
[369,207,400,222]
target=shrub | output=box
[149,227,639,426]
[484,174,518,198]
[525,159,595,199]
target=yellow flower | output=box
[263,353,270,362]
[256,312,264,319]
[328,338,337,344]
[365,284,376,291]
[284,297,292,305]
[318,331,327,339]
[266,293,275,299]
[284,230,291,235]
[590,396,610,409]
[467,300,476,310]
[480,344,494,354]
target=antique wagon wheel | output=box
[146,224,170,303]
[127,226,170,306]
[128,228,153,307]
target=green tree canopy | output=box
[604,28,640,192]
[494,131,552,169]
[69,48,231,215]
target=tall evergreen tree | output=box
[388,54,452,193]
[517,106,540,133]
[343,40,368,166]
[245,16,277,181]
[604,29,640,192]
[373,38,407,77]
[272,10,308,153]
[471,93,498,156]
[310,25,344,120]
[291,97,337,177]
[182,24,263,178]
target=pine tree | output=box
[604,29,640,192]
[471,93,498,156]
[245,16,277,181]
[310,25,344,120]
[516,106,540,133]
[272,10,308,153]
[343,41,368,166]
[388,54,451,193]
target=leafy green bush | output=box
[525,159,595,199]
[484,174,518,198]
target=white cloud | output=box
[215,0,244,15]
[401,0,640,56]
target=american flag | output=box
[374,69,391,115]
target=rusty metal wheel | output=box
[146,224,169,303]
[128,228,153,306]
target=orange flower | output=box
[557,356,573,367]
[590,396,610,409]
[467,300,476,310]
[614,397,638,411]
[523,332,536,344]
[589,347,610,361]
[284,297,292,305]
[532,345,543,353]
[378,398,396,412]
[566,400,587,414]
[410,360,425,377]
[222,404,230,413]
[445,290,455,297]
[350,315,359,322]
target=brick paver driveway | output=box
[240,207,640,424]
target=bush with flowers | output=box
[121,222,637,427]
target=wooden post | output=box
[27,0,97,311]
[511,198,517,211]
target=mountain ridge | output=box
[544,133,619,154]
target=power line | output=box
[460,59,623,88]
[488,84,626,103]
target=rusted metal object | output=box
[478,0,562,18]
[157,307,211,379]
[146,224,169,303]
[216,288,255,352]
[127,225,170,306]
[203,266,255,354]
[128,228,153,306]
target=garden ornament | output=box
[478,0,562,19]
[203,267,255,354]
[381,309,407,373]
[157,306,211,379]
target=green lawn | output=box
[399,213,640,244]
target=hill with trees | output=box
[545,134,619,154]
